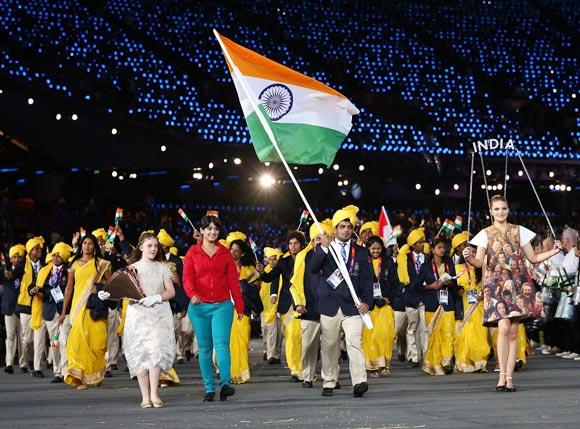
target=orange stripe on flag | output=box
[218,32,345,98]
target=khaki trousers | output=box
[45,315,63,376]
[405,304,428,363]
[320,308,366,388]
[106,309,120,369]
[19,313,34,366]
[261,314,282,360]
[4,314,23,367]
[301,319,321,382]
[32,319,48,371]
[59,315,72,369]
[394,310,409,359]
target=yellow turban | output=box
[9,244,26,258]
[264,247,283,259]
[332,206,358,228]
[157,229,174,247]
[360,221,379,236]
[45,252,52,264]
[406,227,425,246]
[450,231,469,256]
[218,239,229,248]
[424,243,431,255]
[226,231,247,246]
[92,228,107,240]
[26,237,43,254]
[52,242,73,261]
[309,218,333,240]
[170,247,178,256]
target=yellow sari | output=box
[230,265,258,384]
[491,324,529,366]
[363,258,396,371]
[422,307,455,375]
[454,263,490,372]
[64,258,110,386]
[281,311,302,379]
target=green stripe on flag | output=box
[245,109,346,167]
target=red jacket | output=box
[183,243,244,315]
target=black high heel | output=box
[504,377,517,392]
[496,373,506,392]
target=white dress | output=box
[123,259,176,377]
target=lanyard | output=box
[431,260,449,281]
[348,244,356,274]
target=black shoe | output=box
[110,364,119,371]
[50,376,63,384]
[263,352,268,361]
[31,370,44,378]
[290,375,301,383]
[444,365,454,375]
[124,367,130,372]
[20,367,29,374]
[353,382,368,398]
[397,353,405,362]
[220,385,235,401]
[334,381,341,389]
[267,358,277,365]
[504,386,517,392]
[272,358,281,364]
[203,392,215,402]
[340,350,348,361]
[176,358,185,365]
[186,351,193,362]
[496,385,506,392]
[514,360,524,372]
[104,371,112,378]
[302,381,313,388]
[411,361,420,368]
[321,388,333,397]
[4,366,13,374]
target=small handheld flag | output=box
[297,210,309,230]
[436,219,456,237]
[80,227,86,239]
[454,215,463,231]
[378,206,392,241]
[114,208,124,226]
[206,210,219,217]
[178,208,198,232]
[248,237,259,259]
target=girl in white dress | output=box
[102,232,176,408]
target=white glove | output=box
[97,290,111,301]
[139,294,162,308]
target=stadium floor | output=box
[1,339,579,428]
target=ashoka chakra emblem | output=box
[259,84,293,121]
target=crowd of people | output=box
[0,196,578,405]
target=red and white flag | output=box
[378,206,393,241]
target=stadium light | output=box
[55,113,62,120]
[517,170,523,177]
[548,171,554,178]
[434,189,440,196]
[260,174,275,188]
[453,184,459,190]
[208,162,214,169]
[338,181,343,187]
[160,145,167,152]
[71,114,78,121]
[27,98,34,105]
[343,180,349,186]
[111,128,118,135]
[358,164,365,171]
[234,158,242,165]
[415,183,421,190]
[111,171,118,178]
[332,164,339,171]
[318,168,324,175]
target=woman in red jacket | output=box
[183,215,245,402]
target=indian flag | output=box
[442,219,455,234]
[215,31,359,167]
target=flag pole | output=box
[467,151,474,236]
[214,30,372,329]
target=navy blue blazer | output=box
[412,256,459,313]
[40,264,69,320]
[308,241,374,317]
[261,255,295,315]
[299,250,320,321]
[1,262,24,316]
[371,255,399,309]
[167,254,189,313]
[402,253,424,309]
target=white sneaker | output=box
[537,344,549,351]
[563,353,579,359]
[542,348,553,355]
[549,347,561,355]
[557,351,571,357]
[574,356,580,361]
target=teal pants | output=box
[187,300,233,393]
